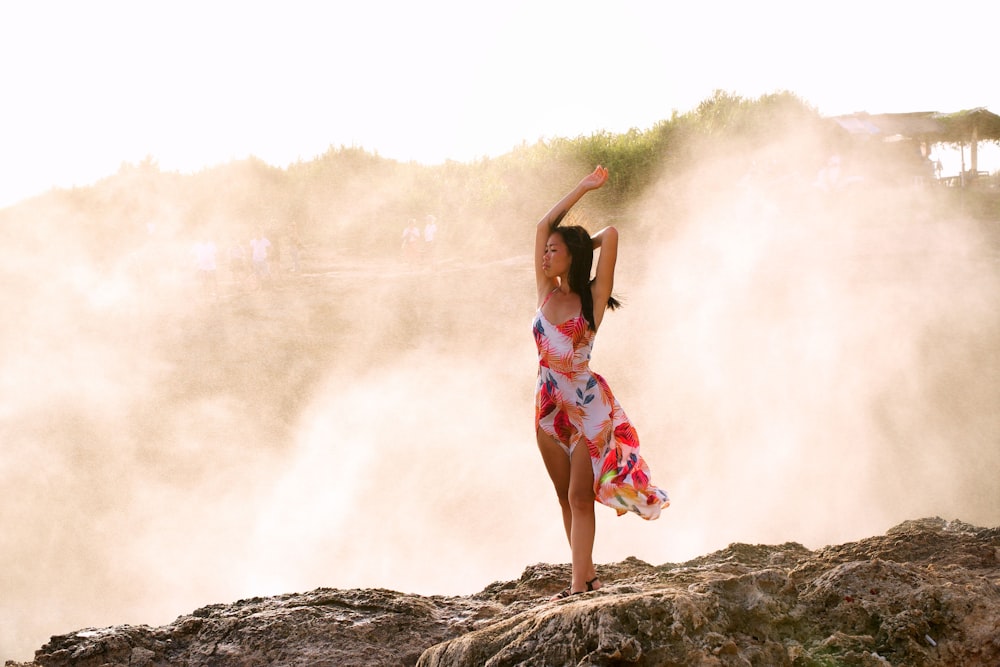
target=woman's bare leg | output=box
[537,429,601,594]
[536,429,571,542]
[567,439,599,592]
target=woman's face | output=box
[542,232,572,278]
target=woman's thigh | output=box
[536,428,570,498]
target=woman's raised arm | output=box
[535,166,609,301]
[590,226,619,324]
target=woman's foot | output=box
[549,575,602,600]
[549,588,573,601]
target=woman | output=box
[533,165,669,599]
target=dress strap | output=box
[541,287,559,307]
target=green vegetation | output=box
[3,90,995,263]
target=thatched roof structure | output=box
[831,111,943,139]
[830,107,1000,174]
[934,107,1000,143]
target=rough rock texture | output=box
[16,517,1000,667]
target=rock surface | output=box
[14,517,1000,667]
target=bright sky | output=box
[1,0,996,207]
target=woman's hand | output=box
[579,165,609,192]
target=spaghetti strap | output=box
[540,287,559,307]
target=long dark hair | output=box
[549,219,621,331]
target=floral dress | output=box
[533,295,670,520]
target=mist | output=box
[3,127,999,662]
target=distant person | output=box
[401,219,421,263]
[249,233,271,287]
[815,153,863,192]
[270,234,282,276]
[423,214,438,261]
[815,154,843,192]
[191,239,218,297]
[532,165,669,600]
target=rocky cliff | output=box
[13,517,999,667]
